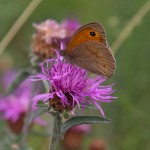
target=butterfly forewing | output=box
[64,22,116,78]
[67,22,108,53]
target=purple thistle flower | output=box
[61,19,80,37]
[33,19,66,44]
[0,71,46,126]
[33,19,80,44]
[32,19,80,59]
[32,52,116,117]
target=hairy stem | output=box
[49,113,62,150]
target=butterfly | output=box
[60,22,116,78]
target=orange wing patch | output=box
[67,22,108,52]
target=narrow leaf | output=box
[61,116,111,136]
[42,80,50,93]
[36,100,48,107]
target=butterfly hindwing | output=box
[67,41,116,78]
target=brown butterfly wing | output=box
[67,41,116,78]
[64,22,116,78]
[67,22,108,53]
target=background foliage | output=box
[0,0,150,150]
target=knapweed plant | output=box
[4,19,116,150]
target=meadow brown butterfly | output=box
[60,22,116,78]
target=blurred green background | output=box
[0,0,150,150]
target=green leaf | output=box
[63,110,70,119]
[42,80,50,93]
[5,69,30,95]
[61,116,111,136]
[36,100,48,107]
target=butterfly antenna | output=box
[53,38,65,56]
[54,38,61,48]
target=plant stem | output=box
[0,0,42,56]
[49,113,62,150]
[18,84,34,149]
[18,104,32,149]
[111,0,150,53]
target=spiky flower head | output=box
[32,51,116,117]
[32,19,80,59]
[0,71,46,133]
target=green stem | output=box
[0,0,42,56]
[49,113,62,150]
[111,0,150,53]
[18,83,35,149]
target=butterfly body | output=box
[61,22,116,78]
